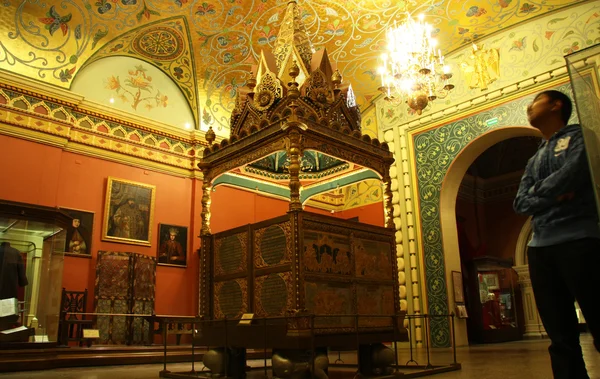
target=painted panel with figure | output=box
[102,177,156,246]
[157,224,187,267]
[303,230,352,275]
[60,208,94,258]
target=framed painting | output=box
[102,177,156,246]
[157,224,188,267]
[60,208,94,258]
[482,273,500,290]
[451,270,465,303]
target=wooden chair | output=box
[58,288,93,347]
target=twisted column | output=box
[286,130,303,211]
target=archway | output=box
[439,125,541,345]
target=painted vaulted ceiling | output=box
[0,0,585,134]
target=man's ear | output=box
[551,99,563,112]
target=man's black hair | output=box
[538,90,573,125]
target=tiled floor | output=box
[1,334,597,379]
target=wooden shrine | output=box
[194,1,406,378]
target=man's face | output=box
[128,199,135,207]
[169,233,176,241]
[527,93,559,128]
[72,219,80,228]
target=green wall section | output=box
[414,82,575,347]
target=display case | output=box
[465,256,523,344]
[0,201,70,345]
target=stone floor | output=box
[1,334,597,379]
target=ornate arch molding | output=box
[410,80,575,347]
[77,16,199,127]
[514,217,533,266]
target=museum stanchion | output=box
[423,314,432,370]
[189,319,196,375]
[393,315,399,373]
[406,315,417,365]
[224,318,229,379]
[263,317,268,379]
[161,318,170,375]
[451,313,457,366]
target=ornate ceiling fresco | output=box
[0,0,586,134]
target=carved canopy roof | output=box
[198,0,394,193]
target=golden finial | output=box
[247,72,257,93]
[205,126,216,145]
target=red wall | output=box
[335,202,385,226]
[0,134,199,316]
[0,134,385,319]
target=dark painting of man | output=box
[61,208,94,257]
[103,178,155,246]
[157,224,187,267]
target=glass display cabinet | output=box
[0,200,70,346]
[465,256,523,344]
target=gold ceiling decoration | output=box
[460,43,501,91]
[378,13,454,115]
[0,0,587,129]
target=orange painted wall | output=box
[335,202,385,226]
[0,134,199,316]
[1,134,386,320]
[210,185,340,233]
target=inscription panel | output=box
[255,273,291,317]
[214,279,247,319]
[260,225,286,265]
[215,232,246,276]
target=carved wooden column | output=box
[198,167,213,316]
[382,174,394,229]
[286,130,303,212]
[199,168,213,236]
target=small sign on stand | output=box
[83,329,100,339]
[238,313,254,326]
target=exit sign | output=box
[486,117,499,126]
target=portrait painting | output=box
[60,208,94,258]
[157,224,187,267]
[102,177,156,246]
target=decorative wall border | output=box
[408,79,577,347]
[0,81,210,176]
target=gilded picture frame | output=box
[60,207,94,258]
[157,223,188,267]
[102,177,156,246]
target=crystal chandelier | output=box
[378,13,454,115]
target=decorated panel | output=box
[94,251,156,345]
[214,231,247,277]
[96,252,131,299]
[356,284,395,328]
[303,230,352,275]
[304,281,353,329]
[254,222,291,268]
[355,239,393,279]
[254,272,293,317]
[213,278,248,319]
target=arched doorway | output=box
[439,126,541,345]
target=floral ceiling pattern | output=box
[0,0,587,132]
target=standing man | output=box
[514,90,600,379]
